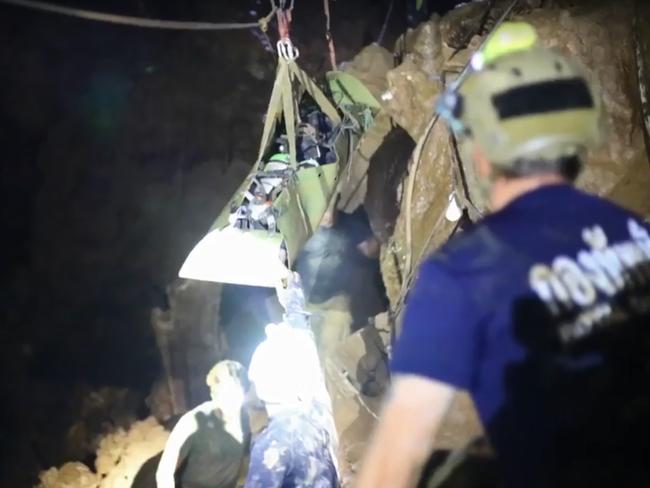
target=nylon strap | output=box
[256,57,341,167]
[256,62,288,164]
[289,62,341,125]
[282,60,298,167]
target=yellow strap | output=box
[257,58,342,166]
[289,62,341,125]
[256,62,288,163]
[281,60,298,167]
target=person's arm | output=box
[356,259,480,488]
[156,412,198,488]
[354,375,454,488]
[275,271,310,328]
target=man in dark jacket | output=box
[156,360,248,488]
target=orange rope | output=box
[276,8,292,40]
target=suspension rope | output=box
[376,0,394,46]
[0,0,276,31]
[323,0,337,70]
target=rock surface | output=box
[338,45,395,214]
[36,418,168,488]
[374,3,650,311]
[637,2,650,154]
[527,4,650,217]
[37,463,100,488]
[324,325,385,486]
[95,418,168,488]
[440,1,490,49]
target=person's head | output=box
[205,360,248,415]
[267,152,291,168]
[437,22,602,210]
[247,322,323,415]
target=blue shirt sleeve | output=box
[391,259,480,390]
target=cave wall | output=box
[635,0,650,158]
[365,1,650,311]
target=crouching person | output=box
[243,273,339,488]
[156,360,249,488]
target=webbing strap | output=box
[256,57,341,168]
[256,62,288,164]
[282,60,298,167]
[289,62,341,125]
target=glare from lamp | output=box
[248,323,324,408]
[178,227,288,287]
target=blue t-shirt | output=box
[392,184,650,487]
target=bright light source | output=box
[248,323,326,407]
[179,227,289,287]
[213,377,246,418]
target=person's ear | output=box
[473,143,493,179]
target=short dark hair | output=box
[497,155,582,182]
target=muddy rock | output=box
[440,1,490,49]
[145,378,178,424]
[152,279,226,410]
[396,14,442,63]
[37,462,100,488]
[308,294,355,352]
[637,4,650,150]
[342,44,394,102]
[332,325,389,398]
[324,326,386,486]
[408,19,445,83]
[339,111,394,214]
[95,417,168,488]
[386,18,444,140]
[380,120,459,308]
[384,58,441,140]
[338,43,395,213]
[364,125,415,241]
[525,4,650,217]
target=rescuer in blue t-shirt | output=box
[356,22,650,488]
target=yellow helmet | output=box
[437,22,602,172]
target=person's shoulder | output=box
[571,186,639,212]
[565,187,650,236]
[424,217,511,277]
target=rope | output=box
[377,0,394,46]
[323,0,338,70]
[0,0,274,31]
[276,8,292,40]
[401,114,440,303]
